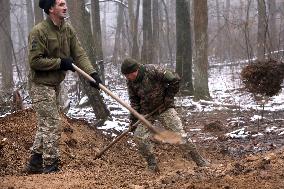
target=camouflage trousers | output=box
[134,108,197,157]
[29,82,61,165]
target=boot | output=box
[138,142,159,173]
[146,154,159,173]
[189,149,209,167]
[23,153,43,174]
[43,159,60,174]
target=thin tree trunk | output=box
[161,0,173,66]
[33,0,44,25]
[91,0,105,83]
[141,0,153,64]
[112,2,124,66]
[176,0,193,95]
[257,0,267,61]
[0,0,14,92]
[26,0,34,31]
[152,0,159,64]
[193,0,210,100]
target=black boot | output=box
[146,154,159,173]
[189,149,209,167]
[24,153,43,174]
[43,159,60,174]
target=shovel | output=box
[72,64,182,144]
[95,105,162,159]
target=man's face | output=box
[49,0,68,19]
[124,70,138,81]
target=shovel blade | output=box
[153,130,183,144]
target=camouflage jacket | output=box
[28,17,96,86]
[127,64,180,122]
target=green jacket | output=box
[28,17,96,86]
[127,64,180,122]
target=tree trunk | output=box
[26,0,34,31]
[112,2,124,66]
[141,0,153,64]
[0,0,14,92]
[193,0,210,100]
[67,0,110,121]
[161,0,173,66]
[33,0,44,25]
[256,0,267,61]
[267,0,277,56]
[176,0,193,95]
[91,0,105,83]
[128,0,140,60]
[152,0,159,64]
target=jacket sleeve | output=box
[69,25,96,75]
[28,27,61,71]
[127,82,140,123]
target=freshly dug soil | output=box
[1,108,284,189]
[241,59,284,97]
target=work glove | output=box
[128,121,137,133]
[90,72,102,90]
[60,58,75,72]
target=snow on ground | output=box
[6,60,284,140]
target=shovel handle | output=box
[72,64,161,135]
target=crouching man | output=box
[121,58,209,172]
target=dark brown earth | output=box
[1,107,284,189]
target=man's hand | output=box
[90,72,102,90]
[129,122,137,132]
[60,58,75,72]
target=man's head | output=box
[39,0,67,19]
[121,58,140,81]
[39,0,55,14]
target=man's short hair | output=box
[39,0,56,14]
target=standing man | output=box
[121,58,209,172]
[24,0,102,174]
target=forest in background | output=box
[0,0,283,117]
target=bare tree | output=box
[267,0,277,56]
[91,0,105,83]
[127,0,140,60]
[67,0,110,122]
[193,0,210,100]
[26,0,34,31]
[176,0,193,95]
[112,1,125,66]
[0,0,14,92]
[256,0,267,61]
[34,0,44,25]
[141,0,153,64]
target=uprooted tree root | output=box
[241,59,284,97]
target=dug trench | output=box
[1,108,284,188]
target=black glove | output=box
[60,58,75,72]
[129,122,137,132]
[90,72,102,90]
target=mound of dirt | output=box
[241,59,284,97]
[1,109,284,188]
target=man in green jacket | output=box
[121,58,209,172]
[24,0,102,174]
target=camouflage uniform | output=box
[127,64,208,169]
[28,17,96,166]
